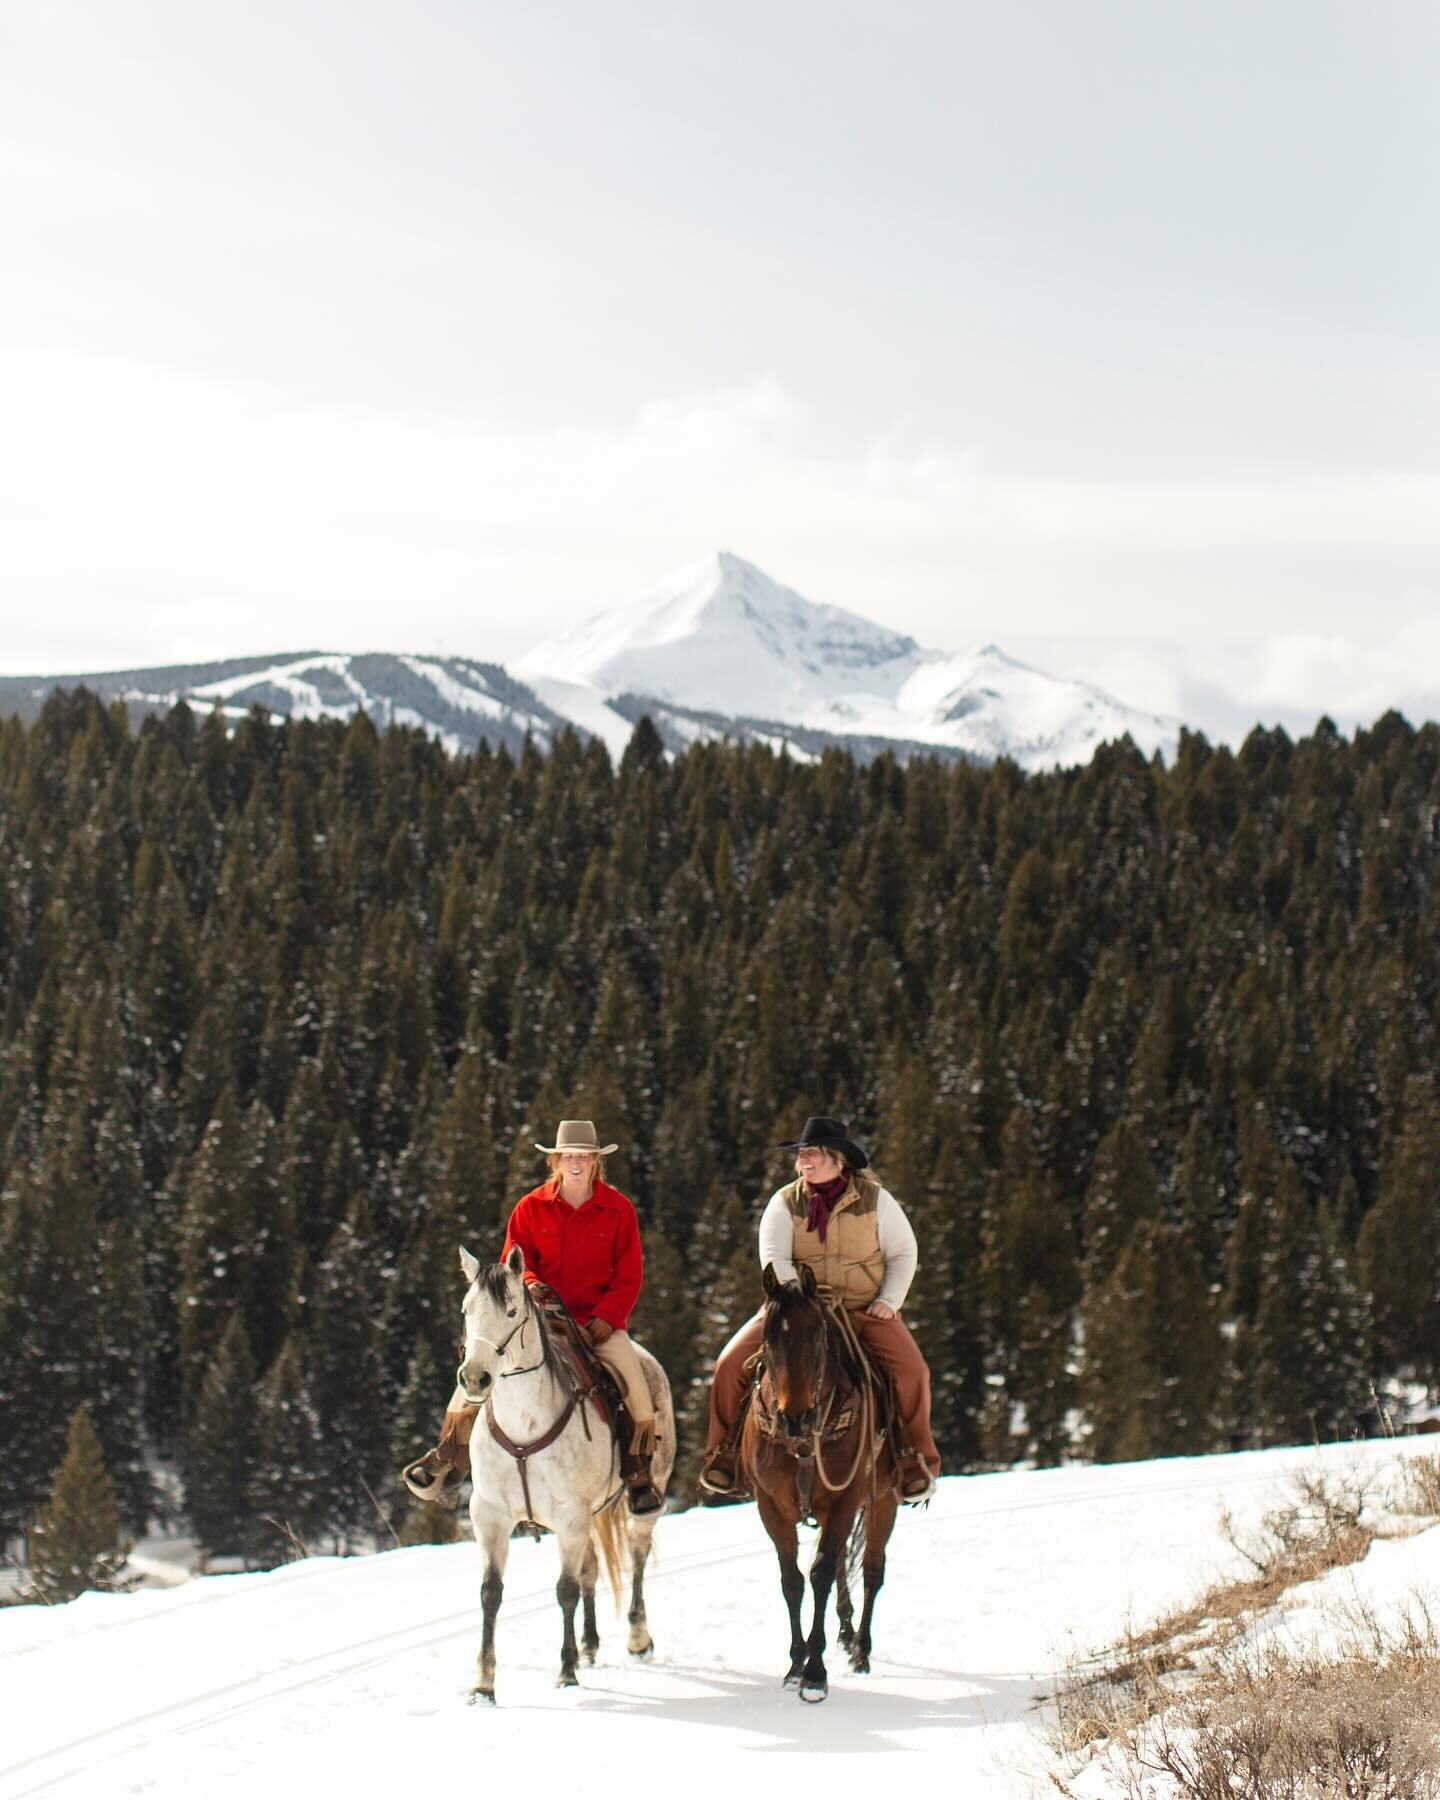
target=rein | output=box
[810,1304,876,1494]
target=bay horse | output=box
[455,1244,675,1703]
[740,1261,899,1703]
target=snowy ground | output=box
[3,1438,1438,1800]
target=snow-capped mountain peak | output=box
[513,551,919,717]
[515,554,1178,770]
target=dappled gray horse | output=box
[455,1245,674,1702]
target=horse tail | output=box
[591,1493,626,1607]
[844,1501,868,1594]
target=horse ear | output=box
[797,1263,818,1297]
[762,1262,781,1298]
[458,1246,481,1283]
[506,1244,526,1280]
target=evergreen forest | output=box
[2,689,1439,1564]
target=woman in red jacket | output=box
[402,1120,662,1514]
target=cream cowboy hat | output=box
[534,1119,619,1156]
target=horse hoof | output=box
[798,1682,828,1704]
[629,1640,654,1661]
[582,1647,597,1665]
[469,1688,496,1706]
[556,1673,579,1689]
[850,1653,870,1674]
[783,1671,802,1689]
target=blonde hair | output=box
[546,1150,605,1190]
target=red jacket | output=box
[500,1178,644,1330]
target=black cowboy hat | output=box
[776,1116,869,1170]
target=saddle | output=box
[528,1282,625,1430]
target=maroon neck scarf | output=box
[803,1173,849,1242]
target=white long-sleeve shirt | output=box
[757,1185,919,1311]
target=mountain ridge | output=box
[0,553,1180,770]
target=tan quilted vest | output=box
[782,1173,885,1309]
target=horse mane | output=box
[479,1263,573,1391]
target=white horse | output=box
[455,1244,675,1703]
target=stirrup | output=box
[627,1482,663,1515]
[402,1450,465,1509]
[898,1462,937,1505]
[698,1453,738,1496]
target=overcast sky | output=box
[3,1,1437,741]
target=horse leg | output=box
[626,1514,658,1658]
[835,1559,855,1655]
[469,1508,512,1705]
[553,1510,592,1688]
[851,1495,896,1674]
[756,1492,807,1686]
[580,1538,600,1665]
[799,1512,852,1704]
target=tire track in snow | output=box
[0,1536,769,1799]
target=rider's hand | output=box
[865,1300,895,1321]
[586,1317,615,1345]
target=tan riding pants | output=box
[439,1327,654,1454]
[704,1306,941,1475]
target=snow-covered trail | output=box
[2,1440,1432,1800]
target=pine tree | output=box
[0,1130,100,1533]
[127,839,199,1079]
[305,1197,387,1545]
[183,1314,262,1563]
[93,1221,155,1531]
[27,1408,130,1603]
[982,1110,1080,1465]
[1082,1117,1160,1282]
[255,1335,327,1561]
[176,1094,295,1421]
[1358,1073,1440,1388]
[1081,1219,1224,1462]
[1249,1167,1370,1445]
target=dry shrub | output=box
[1219,1464,1376,1586]
[1134,1632,1440,1800]
[1049,1464,1404,1777]
[1397,1452,1440,1521]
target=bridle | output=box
[755,1294,877,1499]
[463,1291,546,1380]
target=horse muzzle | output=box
[457,1364,493,1403]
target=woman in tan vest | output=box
[699,1116,940,1502]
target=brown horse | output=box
[739,1261,899,1703]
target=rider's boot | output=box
[401,1434,469,1508]
[618,1413,663,1516]
[894,1437,937,1504]
[698,1399,749,1496]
